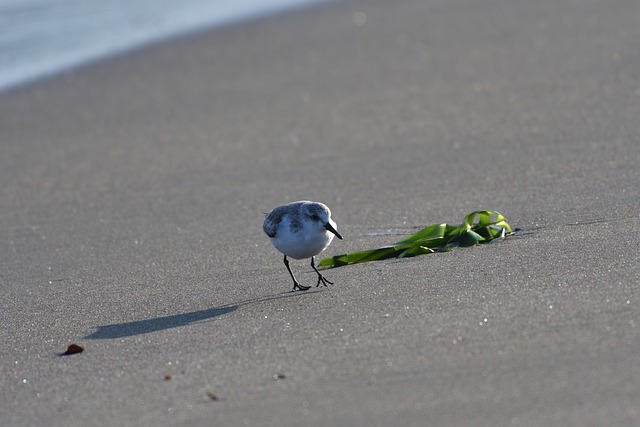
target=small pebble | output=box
[61,344,84,355]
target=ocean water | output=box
[0,0,328,92]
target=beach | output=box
[1,0,639,425]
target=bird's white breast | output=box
[270,216,335,260]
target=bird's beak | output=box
[324,222,343,240]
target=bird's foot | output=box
[315,274,334,287]
[310,256,334,288]
[292,282,311,292]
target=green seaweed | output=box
[319,210,515,268]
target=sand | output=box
[1,0,639,425]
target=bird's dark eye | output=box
[310,214,321,221]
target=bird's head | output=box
[304,202,343,240]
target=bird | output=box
[263,201,343,291]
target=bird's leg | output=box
[284,255,310,291]
[311,256,334,287]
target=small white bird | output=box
[263,201,343,291]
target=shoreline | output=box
[0,0,332,94]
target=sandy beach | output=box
[2,0,639,425]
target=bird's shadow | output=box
[84,291,316,340]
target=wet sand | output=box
[2,0,639,425]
